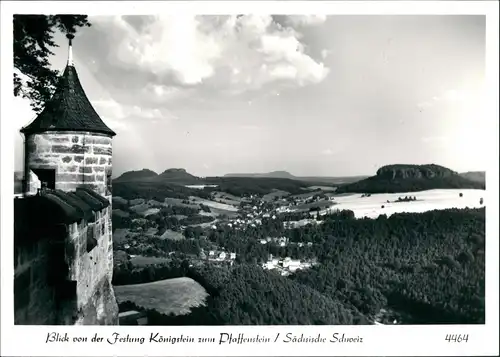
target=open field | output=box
[306,186,337,192]
[212,191,244,203]
[114,277,209,316]
[210,207,239,218]
[189,219,219,228]
[160,229,185,240]
[262,190,291,202]
[113,196,128,205]
[190,196,238,212]
[129,255,171,267]
[324,189,486,219]
[164,197,200,209]
[113,209,130,218]
[129,203,150,214]
[214,197,241,206]
[113,228,140,244]
[142,208,161,217]
[144,228,158,236]
[295,200,336,212]
[185,184,218,189]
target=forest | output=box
[114,207,485,325]
[112,181,212,201]
[112,176,319,202]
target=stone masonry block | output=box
[99,157,107,165]
[86,137,111,146]
[51,137,70,143]
[93,146,112,156]
[79,166,93,174]
[61,165,78,173]
[83,174,96,182]
[32,157,56,165]
[74,155,84,163]
[62,156,72,163]
[52,144,89,155]
[86,157,99,165]
[58,173,82,183]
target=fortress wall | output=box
[66,210,117,325]
[20,130,118,325]
[14,240,59,325]
[14,214,118,325]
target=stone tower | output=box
[16,34,118,325]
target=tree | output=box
[13,15,91,113]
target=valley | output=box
[105,164,486,326]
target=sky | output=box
[14,15,486,178]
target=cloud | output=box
[240,125,261,130]
[417,89,468,109]
[284,15,327,27]
[321,148,334,156]
[91,15,329,93]
[92,98,176,131]
[421,136,450,147]
[142,83,195,104]
[443,89,466,102]
[321,49,331,59]
[417,101,434,110]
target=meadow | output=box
[326,189,485,218]
[114,277,209,316]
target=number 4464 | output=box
[445,334,469,343]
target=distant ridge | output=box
[225,171,367,185]
[156,168,202,184]
[114,168,202,185]
[114,169,158,182]
[226,171,297,179]
[459,171,485,185]
[336,164,485,194]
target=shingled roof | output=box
[20,36,116,137]
[15,188,109,225]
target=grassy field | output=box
[209,207,239,218]
[129,203,150,214]
[113,209,130,218]
[212,191,243,205]
[295,200,336,212]
[306,186,337,192]
[328,188,485,219]
[160,229,185,240]
[164,197,200,210]
[113,228,140,244]
[262,190,290,202]
[190,196,238,212]
[130,255,171,267]
[114,277,209,316]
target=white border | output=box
[1,2,498,356]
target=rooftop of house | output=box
[14,187,110,244]
[20,35,115,137]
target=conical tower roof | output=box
[21,34,116,137]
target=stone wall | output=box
[14,210,118,325]
[24,131,112,197]
[66,208,118,325]
[14,240,59,324]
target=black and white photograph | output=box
[1,1,499,356]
